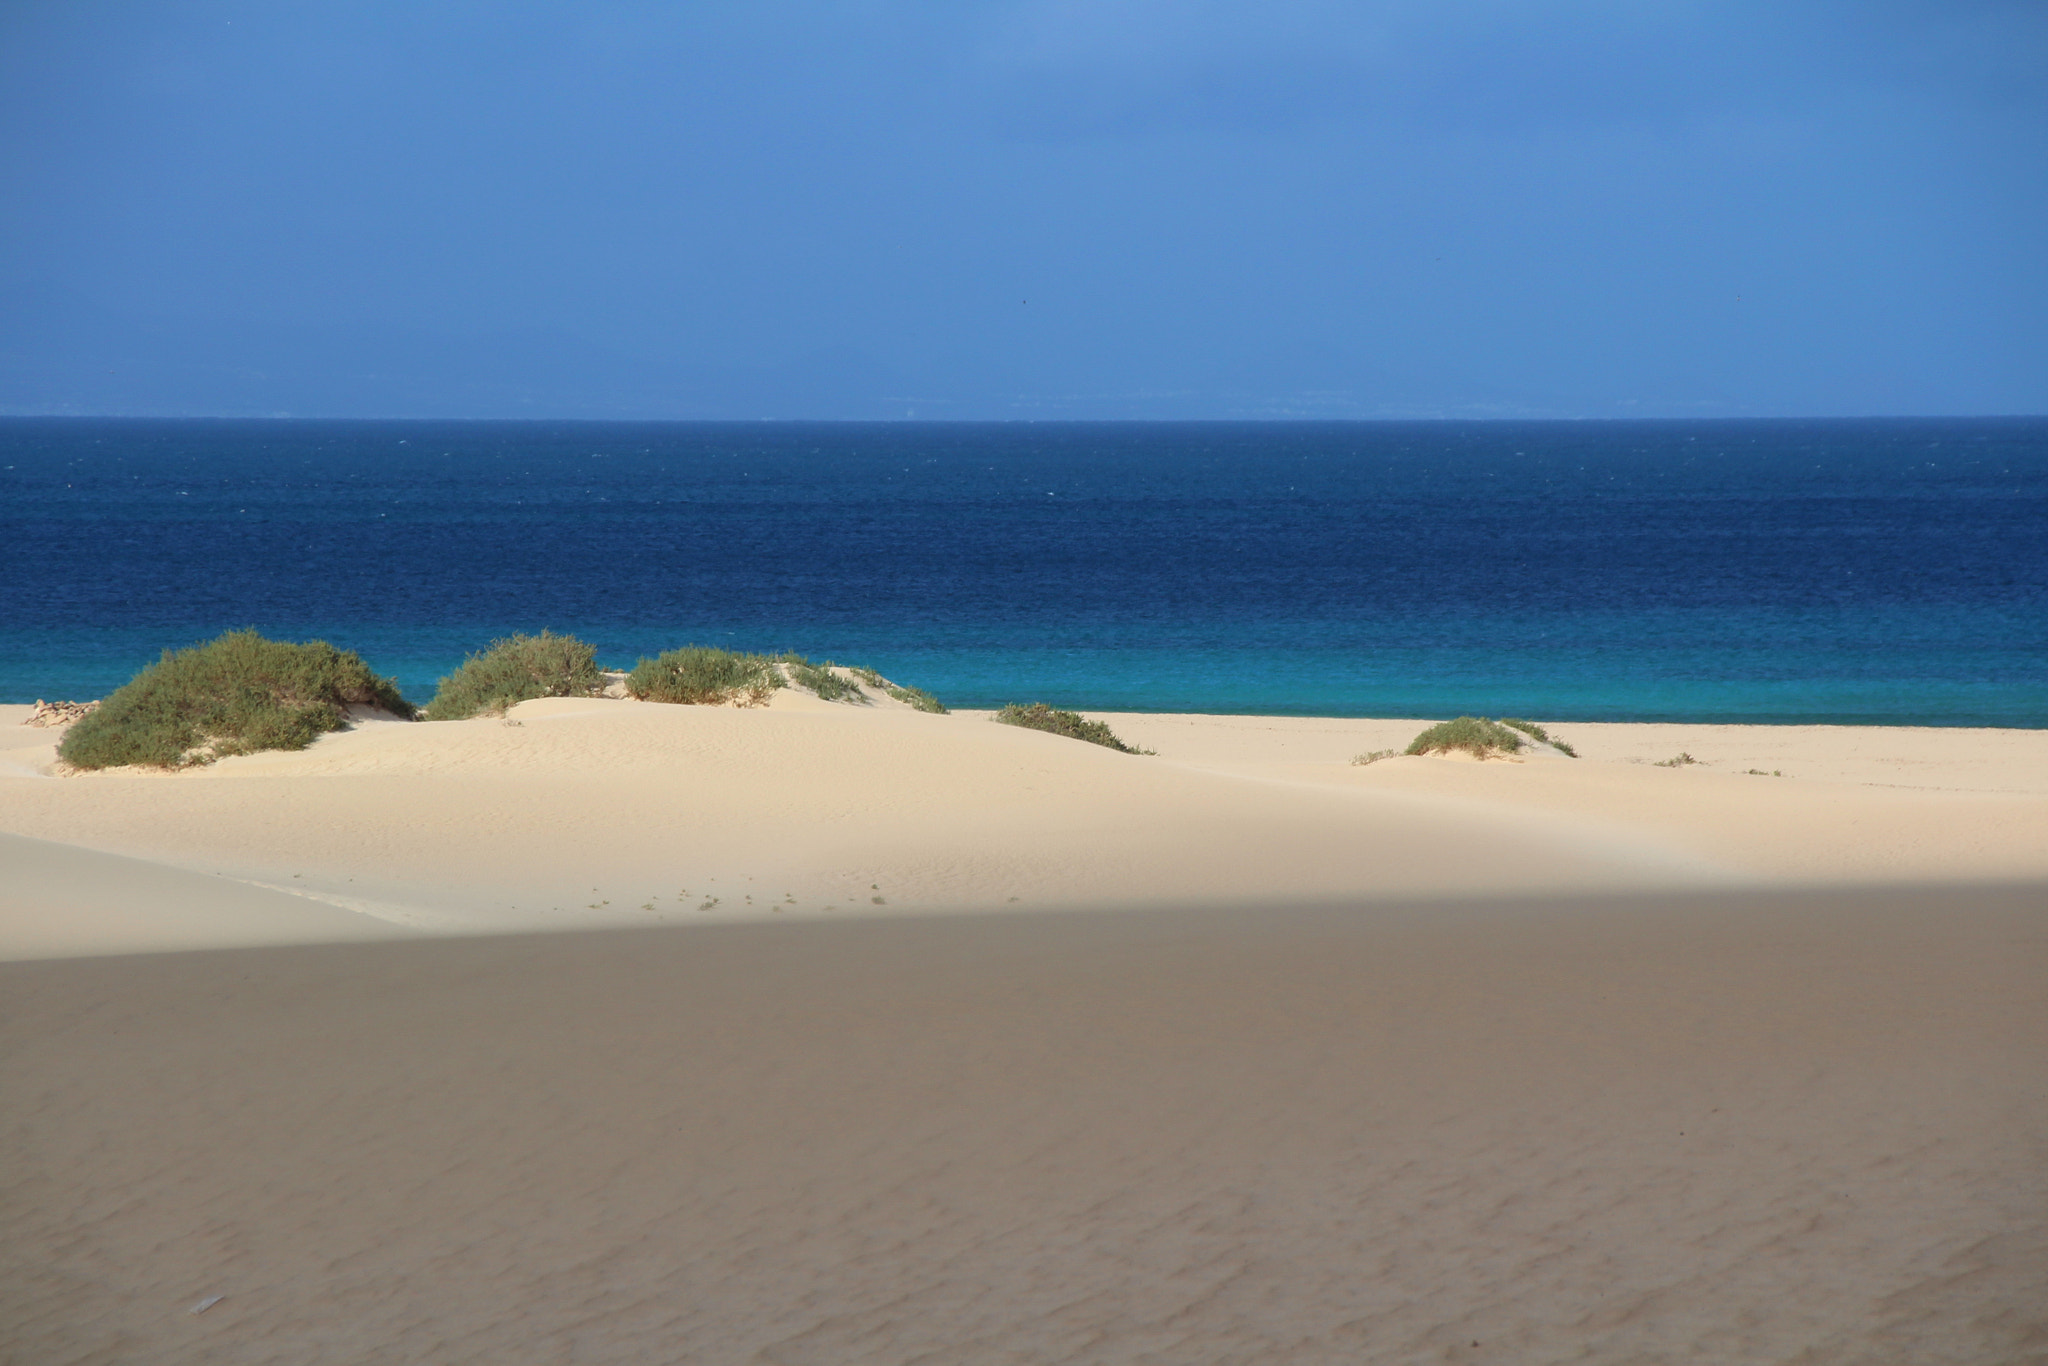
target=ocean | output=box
[3,417,2044,726]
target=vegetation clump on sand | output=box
[1351,748,1399,766]
[995,703,1151,754]
[424,631,604,720]
[628,646,783,706]
[1405,716,1527,759]
[58,629,414,770]
[1654,751,1701,768]
[1499,718,1578,757]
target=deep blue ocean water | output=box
[3,417,2044,725]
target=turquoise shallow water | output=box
[4,417,2045,725]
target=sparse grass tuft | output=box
[777,653,947,712]
[995,703,1151,753]
[1351,749,1399,766]
[1405,716,1526,759]
[887,684,948,714]
[1499,717,1578,757]
[58,629,414,770]
[1653,752,1701,768]
[1744,768,1785,777]
[778,654,870,704]
[424,630,603,720]
[630,646,782,706]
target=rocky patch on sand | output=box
[23,699,99,727]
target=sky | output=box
[2,1,2044,420]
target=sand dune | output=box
[4,885,2043,1363]
[5,698,2046,960]
[4,700,2045,1359]
[1096,712,2048,886]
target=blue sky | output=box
[3,1,2043,418]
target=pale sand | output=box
[4,697,2046,958]
[4,887,2044,1362]
[4,701,2046,1359]
[0,831,410,959]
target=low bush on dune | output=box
[995,703,1151,754]
[424,631,604,720]
[58,630,414,770]
[1405,716,1526,759]
[628,646,783,705]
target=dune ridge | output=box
[5,697,2047,960]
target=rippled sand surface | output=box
[6,886,2043,1364]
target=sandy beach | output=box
[4,697,2045,1361]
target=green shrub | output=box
[1653,751,1701,768]
[1499,717,1578,757]
[629,645,782,705]
[1351,749,1399,766]
[424,631,604,720]
[995,703,1150,754]
[58,630,414,770]
[1405,716,1526,759]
